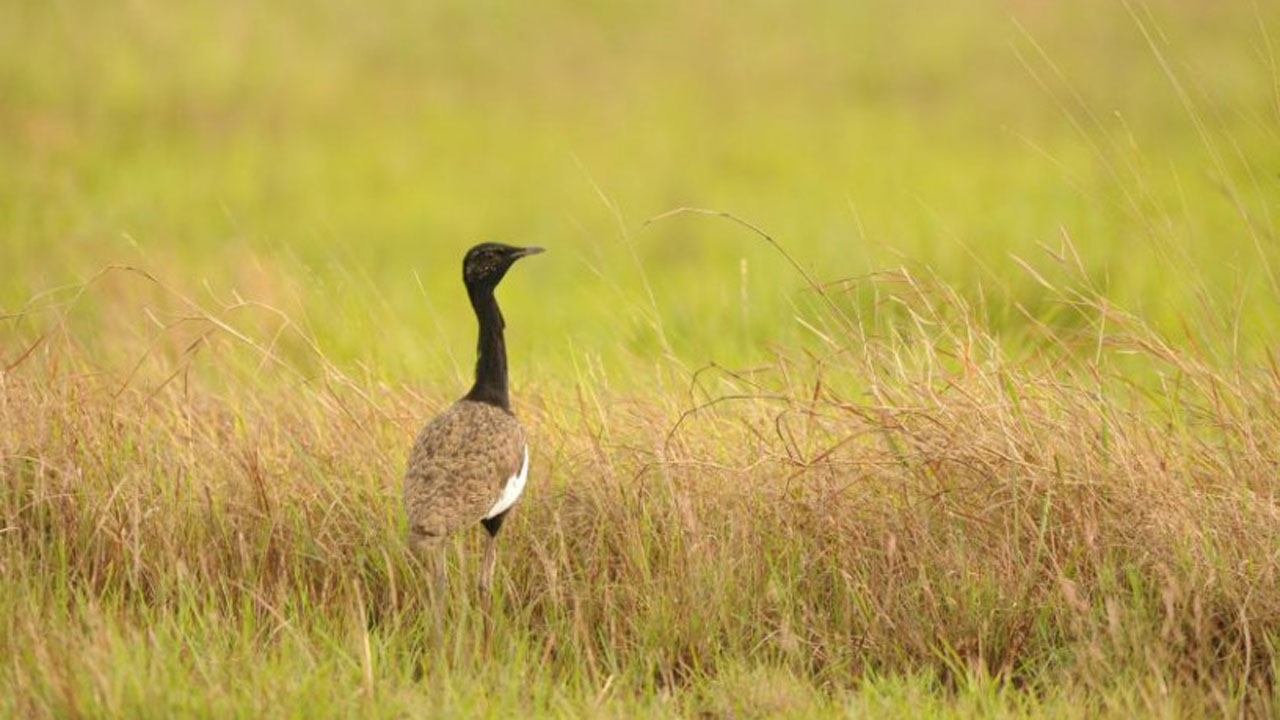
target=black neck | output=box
[463,283,510,410]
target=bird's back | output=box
[402,400,526,546]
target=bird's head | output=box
[463,242,545,290]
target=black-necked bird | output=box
[402,242,543,597]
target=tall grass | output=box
[3,222,1278,716]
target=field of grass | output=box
[4,0,1280,717]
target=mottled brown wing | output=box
[402,400,525,545]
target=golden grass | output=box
[3,231,1278,716]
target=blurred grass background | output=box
[4,0,1278,385]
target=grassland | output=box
[3,0,1280,717]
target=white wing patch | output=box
[484,446,528,519]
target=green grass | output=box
[6,0,1279,374]
[3,0,1280,717]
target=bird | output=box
[402,242,543,600]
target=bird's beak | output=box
[513,246,545,258]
